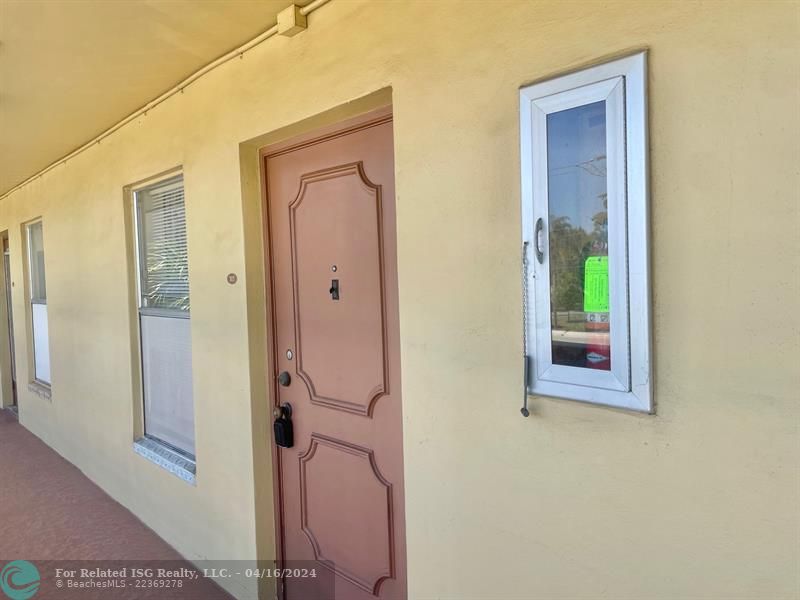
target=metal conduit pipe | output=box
[0,0,333,201]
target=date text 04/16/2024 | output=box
[203,568,319,579]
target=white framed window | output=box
[133,174,196,458]
[520,52,652,412]
[26,220,50,385]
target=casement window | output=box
[27,220,50,385]
[133,174,196,457]
[520,52,652,412]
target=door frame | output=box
[0,231,17,410]
[258,105,397,597]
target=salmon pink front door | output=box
[265,112,407,600]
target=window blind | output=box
[136,176,190,311]
[28,221,47,302]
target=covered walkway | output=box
[0,410,231,599]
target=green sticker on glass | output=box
[583,256,609,312]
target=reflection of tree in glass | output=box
[547,103,608,335]
[549,216,590,312]
[590,194,608,253]
[549,153,608,317]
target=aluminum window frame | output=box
[520,52,652,412]
[25,219,51,387]
[131,172,196,459]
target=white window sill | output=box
[27,381,51,401]
[133,438,196,485]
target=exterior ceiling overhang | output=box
[0,0,311,196]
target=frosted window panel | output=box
[141,314,195,456]
[32,303,50,384]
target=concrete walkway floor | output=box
[0,409,232,599]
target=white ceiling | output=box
[0,0,309,195]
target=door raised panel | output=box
[300,434,395,595]
[269,116,406,600]
[289,162,389,416]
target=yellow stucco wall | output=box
[0,1,797,599]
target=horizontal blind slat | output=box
[137,175,190,311]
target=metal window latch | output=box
[534,217,545,264]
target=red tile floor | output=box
[0,409,233,599]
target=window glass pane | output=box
[136,176,190,311]
[141,314,195,456]
[547,101,610,370]
[32,303,50,384]
[28,221,46,301]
